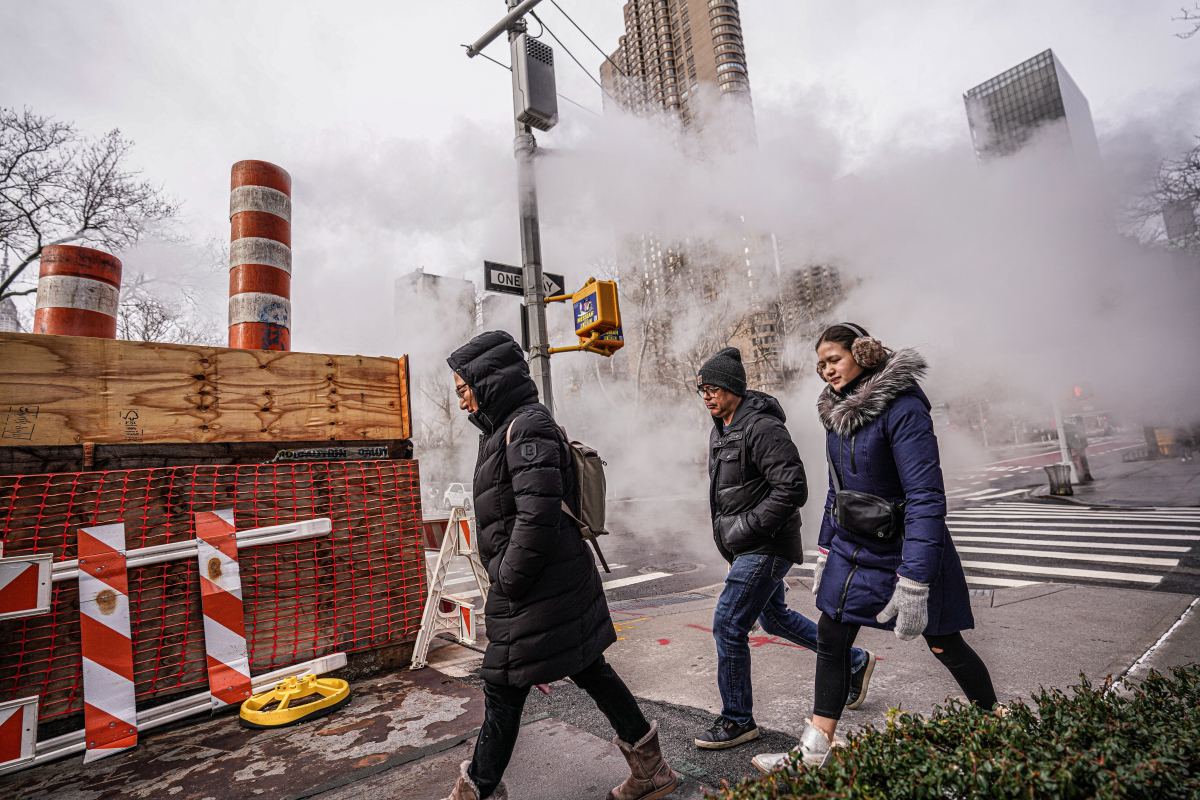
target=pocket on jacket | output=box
[715,447,742,486]
[718,514,756,553]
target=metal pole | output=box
[466,0,545,56]
[508,3,554,415]
[1051,394,1077,482]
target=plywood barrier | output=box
[0,333,411,447]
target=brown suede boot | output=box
[607,721,680,800]
[443,760,508,800]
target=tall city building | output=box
[0,251,22,333]
[601,1,786,391]
[964,49,1100,166]
[599,0,752,129]
[394,268,477,353]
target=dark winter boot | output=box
[607,721,680,800]
[442,760,508,800]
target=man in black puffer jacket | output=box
[441,331,677,800]
[693,348,874,753]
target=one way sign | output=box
[483,261,564,297]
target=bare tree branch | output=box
[1174,3,1200,39]
[0,107,177,301]
[1126,138,1200,250]
[116,275,221,345]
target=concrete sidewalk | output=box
[4,573,1195,799]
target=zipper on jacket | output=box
[850,434,857,473]
[835,544,862,621]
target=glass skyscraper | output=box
[964,49,1100,165]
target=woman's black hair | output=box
[815,323,870,352]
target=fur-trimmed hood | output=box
[817,348,929,437]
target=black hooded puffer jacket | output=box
[447,330,615,687]
[708,390,808,564]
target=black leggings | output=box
[469,656,650,798]
[813,611,997,720]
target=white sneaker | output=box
[750,749,793,774]
[751,721,838,774]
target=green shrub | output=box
[712,664,1200,800]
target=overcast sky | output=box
[4,1,1199,354]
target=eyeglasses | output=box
[696,385,721,398]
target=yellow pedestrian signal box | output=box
[571,279,620,338]
[544,277,624,356]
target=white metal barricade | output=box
[410,505,490,669]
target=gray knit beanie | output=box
[698,347,747,397]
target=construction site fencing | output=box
[0,459,425,725]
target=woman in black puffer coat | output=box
[441,330,678,800]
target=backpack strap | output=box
[827,439,844,494]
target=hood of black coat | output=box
[816,348,930,437]
[447,330,539,432]
[714,389,786,432]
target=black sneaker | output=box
[694,716,760,750]
[845,649,877,710]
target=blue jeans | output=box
[713,553,868,726]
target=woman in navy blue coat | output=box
[752,323,998,773]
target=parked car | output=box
[442,482,472,510]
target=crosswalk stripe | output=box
[954,546,1177,567]
[959,560,1162,584]
[984,504,1200,520]
[952,535,1190,553]
[948,526,1200,541]
[954,506,1200,517]
[966,576,1040,588]
[960,488,1032,500]
[992,501,1198,510]
[954,509,1200,522]
[984,501,1200,512]
[602,572,672,590]
[948,519,1200,531]
[447,570,673,600]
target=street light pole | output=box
[509,35,555,415]
[467,0,554,414]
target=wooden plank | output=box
[397,355,412,442]
[0,333,412,447]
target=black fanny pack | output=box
[828,451,905,547]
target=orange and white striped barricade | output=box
[410,503,490,669]
[0,697,39,770]
[228,160,292,351]
[32,245,122,339]
[0,554,53,621]
[193,510,253,709]
[76,522,137,762]
[0,514,334,774]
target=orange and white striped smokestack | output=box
[33,245,122,338]
[228,160,291,350]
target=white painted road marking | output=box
[952,535,1189,553]
[954,546,1177,568]
[948,526,1200,541]
[959,560,1162,584]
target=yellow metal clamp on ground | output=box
[239,673,351,729]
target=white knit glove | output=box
[876,576,930,640]
[812,547,828,596]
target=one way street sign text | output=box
[484,261,564,297]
